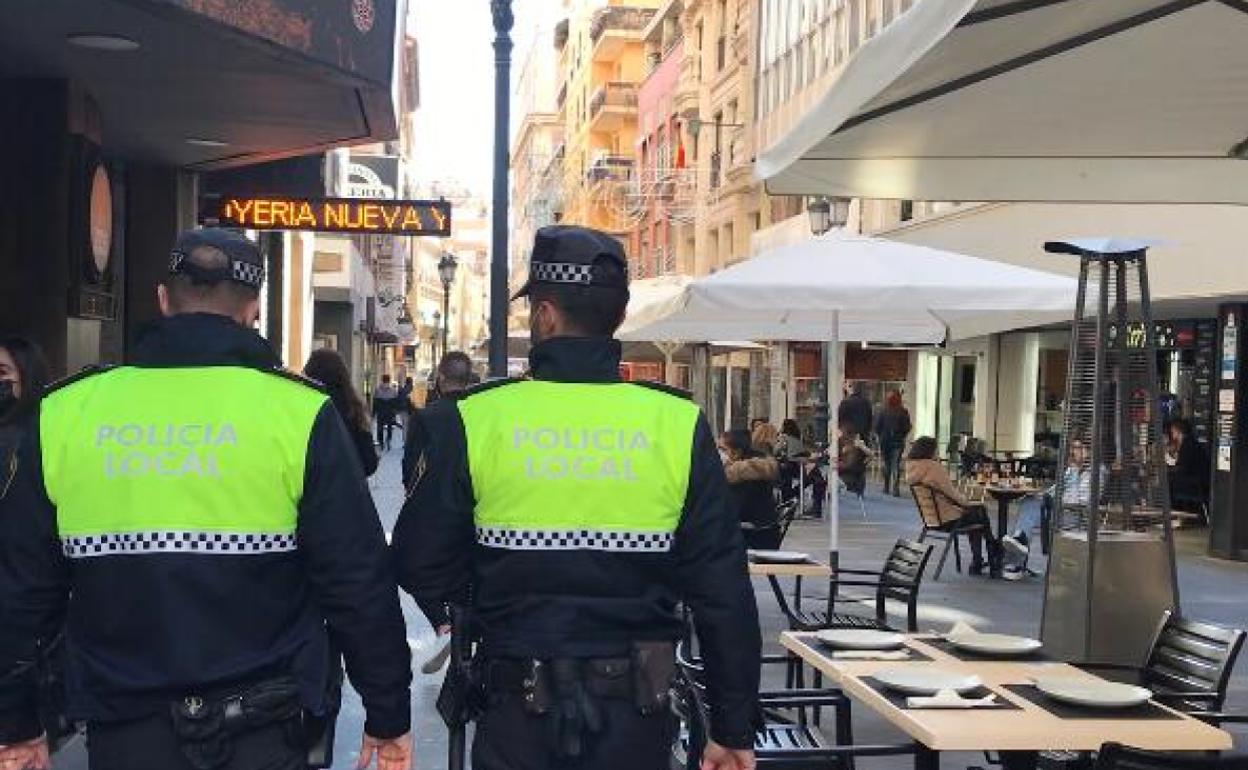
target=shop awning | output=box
[0,0,403,170]
[756,0,1248,204]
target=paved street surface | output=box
[55,447,1248,768]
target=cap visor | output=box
[510,281,532,301]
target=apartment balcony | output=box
[590,6,656,63]
[588,82,638,133]
[585,155,634,185]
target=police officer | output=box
[0,229,413,770]
[392,225,760,770]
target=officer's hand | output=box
[356,731,412,770]
[0,735,51,770]
[700,741,755,770]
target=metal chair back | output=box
[1143,611,1246,712]
[1094,742,1248,769]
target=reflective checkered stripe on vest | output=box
[458,381,698,553]
[40,367,326,559]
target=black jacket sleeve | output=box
[0,422,69,744]
[351,424,380,477]
[298,403,411,739]
[673,415,761,750]
[400,409,430,493]
[391,400,475,630]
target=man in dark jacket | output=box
[402,351,474,492]
[0,229,412,770]
[838,382,873,439]
[392,225,760,770]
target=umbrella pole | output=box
[828,310,842,594]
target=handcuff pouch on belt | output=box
[169,678,303,770]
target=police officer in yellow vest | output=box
[392,225,761,770]
[0,229,413,770]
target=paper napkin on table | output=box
[945,620,979,639]
[830,650,910,661]
[906,688,997,709]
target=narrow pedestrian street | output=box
[42,434,1248,769]
[364,445,1248,768]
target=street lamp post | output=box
[438,251,458,360]
[488,0,514,379]
[431,310,442,366]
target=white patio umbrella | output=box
[620,231,1078,567]
[757,0,1248,204]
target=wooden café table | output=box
[781,631,1232,769]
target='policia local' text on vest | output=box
[40,366,326,558]
[458,380,699,552]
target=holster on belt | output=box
[169,677,303,770]
[496,641,675,761]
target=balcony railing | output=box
[586,155,634,184]
[589,81,638,117]
[590,6,655,44]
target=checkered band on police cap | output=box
[169,228,265,289]
[529,262,595,286]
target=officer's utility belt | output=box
[484,642,676,760]
[169,676,305,770]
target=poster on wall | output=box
[1222,312,1238,380]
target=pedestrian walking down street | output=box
[402,351,474,493]
[373,375,402,451]
[838,382,873,438]
[0,229,413,770]
[304,348,379,477]
[392,225,761,770]
[0,336,50,485]
[874,390,912,496]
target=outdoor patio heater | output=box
[1040,239,1179,666]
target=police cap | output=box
[512,225,628,300]
[169,228,265,290]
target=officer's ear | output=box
[156,284,174,318]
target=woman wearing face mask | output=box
[0,336,50,485]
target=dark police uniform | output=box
[392,226,760,769]
[0,230,412,769]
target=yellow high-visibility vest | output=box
[40,366,325,558]
[458,380,698,552]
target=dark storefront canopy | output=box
[0,0,403,169]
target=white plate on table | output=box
[815,629,906,651]
[1033,676,1153,709]
[747,550,810,564]
[946,632,1043,657]
[873,667,983,696]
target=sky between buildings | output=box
[410,0,563,198]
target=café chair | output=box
[770,539,934,635]
[1092,743,1248,770]
[1080,610,1245,723]
[672,643,921,770]
[911,483,988,580]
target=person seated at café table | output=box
[720,429,783,549]
[1166,418,1208,516]
[905,436,999,576]
[1001,439,1100,572]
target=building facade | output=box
[557,1,661,238]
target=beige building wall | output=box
[559,0,662,238]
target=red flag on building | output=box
[675,137,686,170]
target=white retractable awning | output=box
[756,0,1248,203]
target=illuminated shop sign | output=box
[201,196,451,236]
